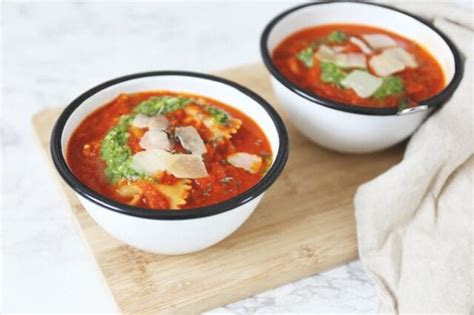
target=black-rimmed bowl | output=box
[50,71,288,254]
[261,1,463,153]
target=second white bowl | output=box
[261,1,463,153]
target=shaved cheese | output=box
[132,114,169,130]
[139,129,171,151]
[147,115,169,130]
[349,36,373,54]
[316,45,366,69]
[315,45,336,62]
[335,53,367,69]
[383,47,417,68]
[332,45,346,53]
[131,149,172,175]
[132,114,150,128]
[370,51,405,77]
[227,153,262,174]
[131,150,208,179]
[362,34,398,49]
[167,154,208,179]
[369,47,417,77]
[175,126,207,155]
[341,70,383,98]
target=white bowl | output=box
[51,72,289,255]
[261,1,463,153]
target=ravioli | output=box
[155,179,192,209]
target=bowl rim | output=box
[260,0,464,116]
[50,71,289,220]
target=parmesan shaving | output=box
[349,36,373,54]
[362,34,398,49]
[335,53,367,69]
[167,154,208,179]
[139,129,171,151]
[175,126,207,155]
[369,52,405,77]
[316,45,366,69]
[131,149,172,176]
[332,45,346,53]
[131,149,209,179]
[148,115,169,130]
[315,45,336,62]
[227,153,262,174]
[132,114,150,128]
[341,70,383,98]
[383,47,418,68]
[131,114,169,130]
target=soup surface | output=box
[67,91,272,210]
[272,24,445,109]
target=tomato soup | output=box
[67,92,272,210]
[272,24,445,109]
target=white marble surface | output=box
[1,1,469,314]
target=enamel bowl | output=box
[261,1,462,153]
[51,72,288,255]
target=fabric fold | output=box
[355,14,473,314]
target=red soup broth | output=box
[67,91,272,210]
[272,24,445,108]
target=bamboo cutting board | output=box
[33,63,404,314]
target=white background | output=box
[1,1,471,313]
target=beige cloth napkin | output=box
[354,5,474,315]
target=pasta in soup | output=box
[272,24,445,109]
[67,92,272,210]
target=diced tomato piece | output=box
[210,162,227,181]
[141,184,170,209]
[160,173,178,185]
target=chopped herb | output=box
[296,46,314,68]
[320,62,347,87]
[373,76,404,99]
[398,98,409,112]
[133,96,191,116]
[100,115,142,183]
[205,105,229,124]
[328,31,348,44]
